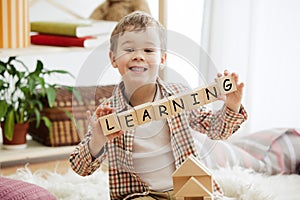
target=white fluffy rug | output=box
[4,165,300,200]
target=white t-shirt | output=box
[132,87,176,191]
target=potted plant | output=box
[0,56,74,149]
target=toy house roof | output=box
[172,155,212,177]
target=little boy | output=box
[70,11,247,200]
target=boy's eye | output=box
[124,48,134,52]
[144,48,156,53]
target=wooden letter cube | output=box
[182,88,205,110]
[152,98,172,120]
[204,84,221,104]
[168,95,187,115]
[215,74,237,94]
[117,109,138,131]
[98,113,121,136]
[134,102,155,125]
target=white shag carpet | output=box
[3,165,300,200]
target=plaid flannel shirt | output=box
[70,78,247,200]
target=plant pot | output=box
[1,122,29,150]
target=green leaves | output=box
[0,56,75,140]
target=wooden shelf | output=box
[0,139,76,168]
[0,44,93,57]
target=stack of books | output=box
[30,20,117,48]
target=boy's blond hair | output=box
[110,11,166,52]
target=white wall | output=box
[203,0,300,134]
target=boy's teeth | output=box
[131,67,145,72]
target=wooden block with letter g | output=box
[117,109,138,131]
[98,113,121,136]
[215,74,237,95]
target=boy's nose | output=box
[131,50,145,61]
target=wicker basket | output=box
[28,85,115,146]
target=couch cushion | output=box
[0,177,56,200]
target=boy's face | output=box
[110,27,166,86]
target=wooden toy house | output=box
[172,156,214,200]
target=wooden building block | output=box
[215,74,237,94]
[134,102,155,125]
[98,113,121,136]
[203,84,221,104]
[174,177,212,198]
[168,95,188,115]
[117,109,138,131]
[152,98,172,120]
[183,88,205,110]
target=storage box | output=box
[28,85,115,146]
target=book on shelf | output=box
[30,20,117,37]
[30,34,108,48]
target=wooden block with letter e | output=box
[215,74,237,95]
[152,98,172,120]
[98,113,121,136]
[117,109,138,131]
[134,102,155,125]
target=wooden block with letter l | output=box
[203,84,221,104]
[98,113,121,136]
[215,74,237,95]
[152,98,172,120]
[134,102,155,125]
[117,109,138,131]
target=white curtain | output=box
[201,0,300,135]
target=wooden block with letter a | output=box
[98,113,121,136]
[117,109,138,131]
[134,102,155,125]
[215,74,237,94]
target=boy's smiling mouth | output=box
[129,66,147,72]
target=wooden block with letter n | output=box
[203,84,221,104]
[215,74,237,95]
[117,109,138,131]
[98,113,121,136]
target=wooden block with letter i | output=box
[134,102,155,125]
[215,74,237,95]
[183,88,205,110]
[203,84,221,104]
[98,113,121,136]
[152,98,172,120]
[117,109,138,131]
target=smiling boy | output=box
[70,11,247,200]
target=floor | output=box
[0,159,71,176]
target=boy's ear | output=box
[161,52,167,64]
[109,51,117,68]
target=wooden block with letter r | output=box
[98,113,121,136]
[152,98,172,120]
[215,74,237,95]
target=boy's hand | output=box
[217,70,244,113]
[87,106,124,157]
